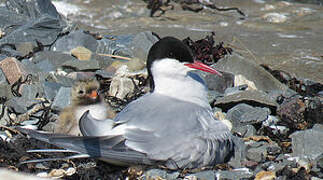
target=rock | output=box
[32,51,77,68]
[0,57,28,84]
[215,168,253,180]
[204,71,234,93]
[247,145,267,162]
[216,54,289,93]
[52,30,98,53]
[52,87,71,111]
[0,84,13,99]
[228,137,247,168]
[262,13,288,23]
[130,31,159,60]
[234,74,257,91]
[62,58,100,71]
[224,84,249,96]
[96,35,133,57]
[143,169,179,180]
[214,90,278,112]
[42,82,62,100]
[262,115,280,127]
[186,170,215,180]
[226,103,271,130]
[70,46,92,61]
[15,42,36,57]
[255,170,276,180]
[235,125,256,138]
[290,126,323,160]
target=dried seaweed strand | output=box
[97,53,132,61]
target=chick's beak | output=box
[184,60,222,76]
[87,90,98,99]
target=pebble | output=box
[0,57,28,84]
[70,46,92,61]
[51,87,71,111]
[262,12,288,23]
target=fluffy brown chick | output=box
[55,79,116,135]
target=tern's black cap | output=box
[147,37,194,91]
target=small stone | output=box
[215,168,253,179]
[70,46,92,61]
[0,68,8,85]
[255,170,276,180]
[52,87,71,111]
[186,170,215,180]
[0,57,28,84]
[262,13,288,23]
[234,74,257,91]
[16,42,35,57]
[247,146,267,162]
[234,125,256,138]
[42,82,62,100]
[144,169,179,180]
[62,59,100,71]
[290,127,323,159]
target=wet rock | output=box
[216,54,289,93]
[186,170,215,180]
[214,90,278,112]
[143,169,179,180]
[52,87,71,111]
[226,103,271,130]
[52,30,98,53]
[215,168,253,180]
[70,46,92,61]
[0,57,28,84]
[290,125,323,159]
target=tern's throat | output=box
[152,73,210,108]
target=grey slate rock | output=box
[290,126,323,159]
[225,84,248,96]
[0,84,13,99]
[228,137,247,168]
[216,53,289,93]
[143,169,179,180]
[247,146,267,162]
[234,125,256,138]
[5,97,28,114]
[97,34,134,56]
[0,68,8,85]
[32,51,77,68]
[62,59,100,71]
[52,87,71,111]
[52,30,98,53]
[42,82,62,100]
[226,103,271,130]
[130,31,159,60]
[187,170,215,180]
[215,168,253,180]
[204,71,235,93]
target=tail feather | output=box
[16,127,155,166]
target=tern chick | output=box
[55,79,115,135]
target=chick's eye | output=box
[78,90,84,94]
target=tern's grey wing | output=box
[79,111,115,136]
[16,127,155,166]
[114,93,234,169]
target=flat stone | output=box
[62,59,100,71]
[0,84,13,99]
[42,82,62,100]
[130,31,159,61]
[32,51,77,69]
[70,46,92,61]
[187,170,215,180]
[143,169,179,180]
[247,145,268,162]
[0,57,28,84]
[203,71,234,93]
[227,103,271,129]
[16,42,36,57]
[290,127,323,160]
[215,168,253,180]
[216,54,289,93]
[214,90,278,112]
[52,87,71,111]
[52,30,98,53]
[235,125,256,138]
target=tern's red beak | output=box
[184,60,222,76]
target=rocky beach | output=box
[0,0,322,179]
